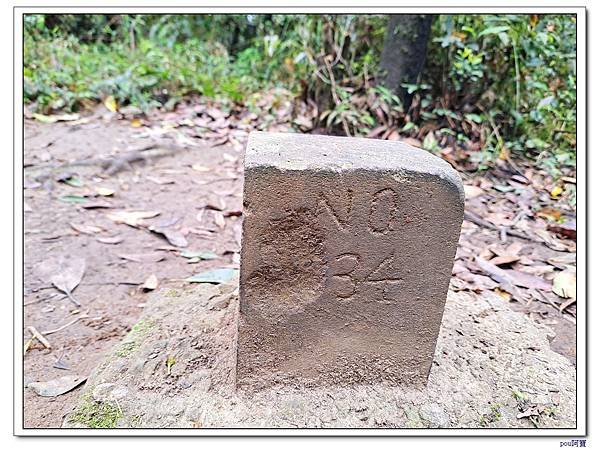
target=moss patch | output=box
[114,341,137,357]
[165,289,181,298]
[404,407,425,428]
[70,394,123,428]
[114,318,155,358]
[479,404,502,426]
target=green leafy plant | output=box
[24,13,576,172]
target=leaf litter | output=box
[36,256,86,306]
[148,225,188,248]
[107,210,160,227]
[23,95,577,426]
[28,375,87,397]
[185,268,238,284]
[180,250,218,260]
[118,253,165,263]
[141,274,159,291]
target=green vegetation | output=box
[403,407,426,428]
[113,318,154,357]
[70,394,123,428]
[427,14,576,171]
[24,14,576,170]
[164,288,181,298]
[479,403,502,426]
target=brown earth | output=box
[23,112,243,428]
[22,104,576,428]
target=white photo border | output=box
[12,2,587,437]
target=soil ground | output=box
[64,281,575,429]
[22,106,576,428]
[23,112,242,428]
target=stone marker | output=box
[237,132,464,390]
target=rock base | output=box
[64,281,575,429]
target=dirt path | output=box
[22,105,576,428]
[64,282,575,429]
[23,114,242,428]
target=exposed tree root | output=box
[26,141,190,181]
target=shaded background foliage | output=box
[24,13,576,172]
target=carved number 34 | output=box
[330,252,399,299]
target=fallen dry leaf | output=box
[149,226,188,247]
[191,164,211,172]
[548,220,576,240]
[214,211,226,229]
[81,200,113,209]
[206,107,226,120]
[69,222,104,235]
[153,216,182,228]
[118,253,165,263]
[222,153,237,163]
[199,195,226,211]
[516,404,547,420]
[27,375,86,397]
[185,268,238,284]
[494,288,512,300]
[547,253,576,267]
[504,269,552,291]
[36,256,86,306]
[224,209,242,217]
[537,206,562,222]
[519,265,556,276]
[95,187,115,197]
[400,137,422,148]
[96,235,124,245]
[464,185,485,199]
[532,229,573,252]
[180,250,218,260]
[33,113,80,124]
[141,274,159,291]
[104,95,118,113]
[107,210,160,227]
[552,270,576,299]
[550,185,563,198]
[455,270,499,290]
[488,254,520,266]
[24,179,42,189]
[146,176,175,185]
[449,277,469,291]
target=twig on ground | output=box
[27,141,190,180]
[24,298,45,307]
[101,143,186,175]
[532,290,576,322]
[464,210,539,242]
[42,313,90,336]
[27,326,52,349]
[65,291,82,307]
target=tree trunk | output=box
[379,14,435,109]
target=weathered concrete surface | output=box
[238,132,465,389]
[63,281,575,429]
